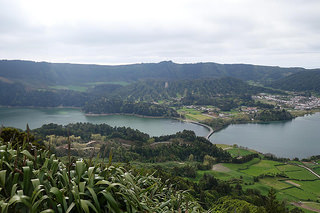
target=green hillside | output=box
[0,60,305,87]
[269,70,320,93]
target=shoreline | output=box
[0,105,81,110]
[85,112,171,119]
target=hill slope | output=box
[0,60,307,87]
[269,70,320,93]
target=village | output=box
[177,93,320,122]
[253,94,320,110]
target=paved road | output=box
[188,120,214,139]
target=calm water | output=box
[210,113,320,159]
[1,107,319,158]
[0,107,209,137]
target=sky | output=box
[0,0,319,68]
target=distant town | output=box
[253,94,320,110]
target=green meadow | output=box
[194,157,320,212]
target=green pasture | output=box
[85,81,130,86]
[222,158,261,171]
[276,164,303,172]
[49,85,88,92]
[242,182,271,195]
[227,148,256,157]
[185,113,211,121]
[281,187,318,201]
[177,107,200,114]
[241,160,282,176]
[295,180,320,197]
[194,167,253,184]
[259,178,291,190]
[285,170,318,180]
[177,107,212,121]
[49,81,130,92]
[210,158,320,204]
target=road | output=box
[297,164,320,179]
[187,120,214,140]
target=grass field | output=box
[276,164,303,172]
[195,157,320,207]
[49,85,88,92]
[185,113,211,121]
[196,166,254,184]
[85,81,130,86]
[241,160,282,176]
[259,178,291,190]
[285,170,318,180]
[295,180,320,197]
[227,148,256,157]
[281,187,318,201]
[177,107,212,121]
[49,81,131,92]
[222,158,261,171]
[242,182,271,195]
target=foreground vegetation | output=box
[1,126,312,212]
[0,131,201,212]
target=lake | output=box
[210,113,320,159]
[0,107,209,137]
[1,107,319,159]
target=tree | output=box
[265,188,288,213]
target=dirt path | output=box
[223,147,233,150]
[212,163,230,172]
[291,202,320,213]
[285,180,301,187]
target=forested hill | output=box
[0,59,306,87]
[112,77,277,101]
[269,70,320,93]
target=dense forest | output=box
[269,70,320,94]
[83,99,179,117]
[110,77,276,101]
[0,76,282,115]
[31,123,231,162]
[32,123,150,142]
[0,81,87,107]
[254,109,293,122]
[0,60,307,87]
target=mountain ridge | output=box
[0,59,315,87]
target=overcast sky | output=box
[0,0,319,68]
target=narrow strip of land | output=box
[187,120,214,139]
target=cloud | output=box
[0,0,319,68]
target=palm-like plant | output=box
[0,136,202,212]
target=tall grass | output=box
[0,138,201,212]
